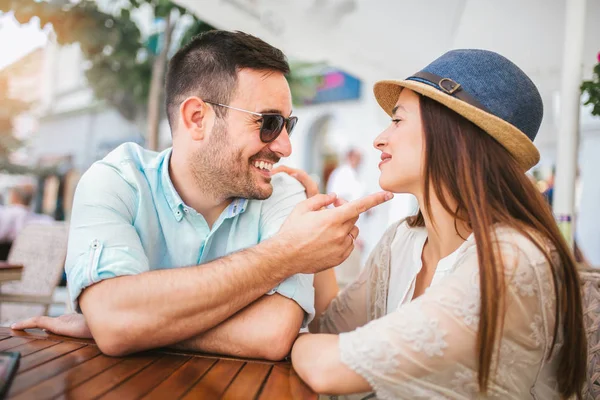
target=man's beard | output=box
[190,123,277,200]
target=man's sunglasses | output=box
[205,102,298,143]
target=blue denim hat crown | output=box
[406,49,543,142]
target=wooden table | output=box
[0,327,317,399]
[0,263,23,283]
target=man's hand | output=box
[11,313,92,339]
[277,191,393,274]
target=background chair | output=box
[0,222,69,326]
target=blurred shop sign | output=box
[289,63,361,106]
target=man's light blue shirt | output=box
[66,143,314,324]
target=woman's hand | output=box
[272,166,320,198]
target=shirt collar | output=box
[412,227,428,267]
[160,149,185,221]
[161,149,250,222]
[410,225,474,272]
[225,198,249,218]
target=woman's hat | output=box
[373,49,542,170]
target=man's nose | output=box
[269,129,292,158]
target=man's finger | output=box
[340,239,355,261]
[349,225,359,240]
[296,193,337,212]
[333,197,348,208]
[342,218,359,232]
[336,192,393,220]
[12,316,53,331]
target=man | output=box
[13,31,391,359]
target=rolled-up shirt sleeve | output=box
[66,162,149,311]
[259,172,315,326]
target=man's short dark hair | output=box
[165,30,290,128]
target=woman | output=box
[288,49,586,399]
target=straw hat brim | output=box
[373,80,540,170]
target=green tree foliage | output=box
[0,0,215,122]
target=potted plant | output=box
[581,52,600,116]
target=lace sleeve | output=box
[318,222,402,334]
[338,234,556,399]
[318,263,370,334]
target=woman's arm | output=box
[293,259,480,395]
[292,333,371,395]
[309,269,339,332]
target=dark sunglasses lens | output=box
[286,117,298,137]
[260,115,285,143]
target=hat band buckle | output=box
[438,78,461,94]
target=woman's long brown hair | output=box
[406,95,586,398]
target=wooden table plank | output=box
[0,337,34,351]
[19,341,86,372]
[65,355,159,400]
[258,364,292,399]
[182,359,245,399]
[143,357,217,400]
[289,366,319,400]
[9,345,100,397]
[99,354,190,400]
[0,327,317,400]
[222,362,272,400]
[258,364,317,400]
[9,338,59,357]
[11,354,123,400]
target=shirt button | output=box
[183,208,189,213]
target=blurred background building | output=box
[0,0,599,272]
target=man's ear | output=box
[179,97,213,141]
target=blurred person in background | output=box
[327,148,364,202]
[540,168,590,266]
[0,183,52,243]
[542,167,555,206]
[326,148,366,286]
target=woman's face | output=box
[373,88,424,194]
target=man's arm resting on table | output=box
[173,293,304,361]
[79,239,296,357]
[10,293,304,361]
